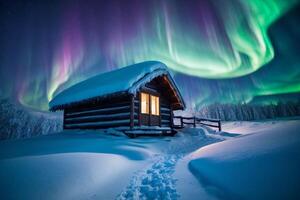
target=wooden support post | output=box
[138,93,142,126]
[170,107,174,129]
[149,93,152,126]
[180,117,183,128]
[130,95,134,129]
[159,96,161,127]
[193,116,196,128]
[218,121,221,131]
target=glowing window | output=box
[151,95,160,116]
[141,92,149,114]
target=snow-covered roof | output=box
[49,61,185,111]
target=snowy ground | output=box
[190,119,300,200]
[0,119,299,199]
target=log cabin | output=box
[49,61,185,137]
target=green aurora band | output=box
[113,0,298,78]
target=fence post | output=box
[218,121,221,131]
[193,116,196,128]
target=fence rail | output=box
[173,116,221,131]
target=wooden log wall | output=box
[63,97,139,129]
[161,103,172,127]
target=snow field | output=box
[2,120,296,200]
[0,153,143,200]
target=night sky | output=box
[0,0,300,110]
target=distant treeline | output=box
[197,101,300,121]
[0,98,62,140]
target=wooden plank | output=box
[65,120,139,129]
[161,119,170,124]
[65,119,131,126]
[196,118,221,123]
[183,122,195,125]
[181,117,195,120]
[160,102,169,108]
[65,106,130,118]
[161,115,171,120]
[64,113,135,124]
[140,86,160,96]
[66,98,131,113]
[173,125,183,129]
[161,112,171,117]
[161,112,170,117]
[65,113,132,122]
[173,116,182,119]
[161,107,171,112]
[199,122,220,128]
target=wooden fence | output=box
[173,116,221,131]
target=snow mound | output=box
[0,153,137,200]
[189,121,300,199]
[0,131,152,200]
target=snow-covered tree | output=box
[197,101,300,121]
[0,98,62,140]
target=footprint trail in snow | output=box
[117,128,229,200]
[117,154,181,200]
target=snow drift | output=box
[0,127,228,200]
[0,131,151,200]
[189,120,300,199]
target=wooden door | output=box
[140,92,160,126]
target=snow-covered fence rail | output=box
[173,116,221,131]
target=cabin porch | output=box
[115,126,177,138]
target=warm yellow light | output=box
[141,92,149,114]
[141,92,160,116]
[151,95,160,116]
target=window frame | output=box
[140,92,150,114]
[140,92,160,116]
[150,95,160,116]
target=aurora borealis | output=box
[0,0,300,110]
